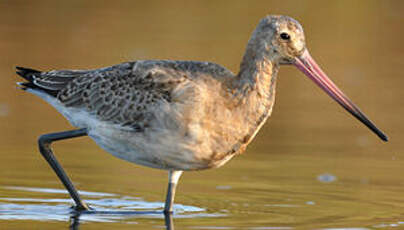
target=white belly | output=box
[87,125,234,171]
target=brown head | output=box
[251,15,388,141]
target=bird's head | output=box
[251,15,388,142]
[251,15,306,64]
[260,15,306,64]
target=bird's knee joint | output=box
[38,134,52,146]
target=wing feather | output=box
[58,62,186,131]
[18,60,235,132]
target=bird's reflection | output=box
[69,210,174,230]
[69,213,80,230]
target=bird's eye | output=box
[280,32,290,40]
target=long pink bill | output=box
[293,50,388,142]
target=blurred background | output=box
[0,0,403,229]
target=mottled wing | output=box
[57,62,187,131]
[19,60,234,131]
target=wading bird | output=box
[16,15,388,213]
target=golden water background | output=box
[0,0,403,229]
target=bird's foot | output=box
[70,203,92,212]
[163,208,173,215]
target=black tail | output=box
[16,66,59,97]
[16,66,41,88]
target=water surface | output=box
[1,0,403,229]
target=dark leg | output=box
[38,128,89,211]
[164,170,183,214]
[164,212,174,230]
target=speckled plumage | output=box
[57,61,235,131]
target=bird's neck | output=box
[235,47,278,98]
[228,42,279,148]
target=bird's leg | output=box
[164,170,183,214]
[38,128,90,211]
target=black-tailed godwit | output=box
[16,15,388,213]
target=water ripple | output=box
[0,186,224,223]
